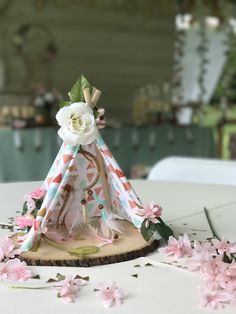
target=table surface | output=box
[0,180,235,314]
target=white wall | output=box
[181,28,227,104]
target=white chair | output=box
[148,156,236,186]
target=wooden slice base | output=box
[13,220,159,267]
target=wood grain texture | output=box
[13,220,159,267]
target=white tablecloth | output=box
[0,180,235,314]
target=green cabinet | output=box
[0,126,216,182]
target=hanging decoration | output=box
[12,23,57,61]
[11,23,58,91]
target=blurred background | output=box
[0,0,236,182]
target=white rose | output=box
[56,102,98,146]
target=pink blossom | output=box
[200,286,232,310]
[200,256,225,289]
[0,247,4,262]
[30,187,46,200]
[187,240,213,272]
[212,236,236,256]
[58,277,85,303]
[0,262,8,280]
[159,233,192,259]
[0,236,21,259]
[0,258,32,281]
[15,215,35,229]
[96,282,124,308]
[136,202,162,228]
[95,108,106,129]
[216,262,236,292]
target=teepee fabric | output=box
[21,133,144,252]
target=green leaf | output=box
[46,278,57,283]
[35,199,43,210]
[56,273,65,281]
[69,252,84,259]
[32,274,40,279]
[223,253,232,264]
[68,74,92,103]
[22,201,28,215]
[74,274,90,281]
[155,222,173,242]
[144,263,153,267]
[68,245,99,256]
[59,99,71,108]
[93,108,99,118]
[140,220,156,242]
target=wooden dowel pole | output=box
[91,90,101,108]
[91,87,96,99]
[83,87,91,106]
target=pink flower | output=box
[0,262,8,280]
[136,202,162,228]
[30,187,46,200]
[200,256,225,289]
[95,108,106,129]
[96,282,124,308]
[200,286,232,310]
[58,277,85,303]
[187,240,213,272]
[159,233,192,259]
[0,236,21,259]
[216,262,236,292]
[0,247,4,262]
[15,215,35,229]
[0,258,32,281]
[212,236,236,256]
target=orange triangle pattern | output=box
[116,169,125,178]
[123,182,131,191]
[63,154,73,164]
[52,174,62,183]
[87,172,94,182]
[94,187,102,196]
[103,149,112,157]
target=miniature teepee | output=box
[16,75,172,266]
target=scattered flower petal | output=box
[0,236,21,259]
[57,276,86,303]
[96,282,124,308]
[0,247,4,262]
[0,258,32,281]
